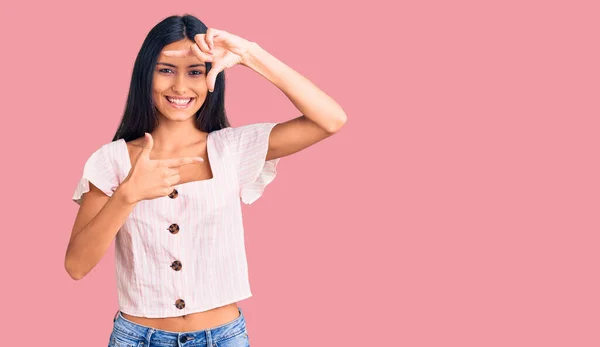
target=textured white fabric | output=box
[72,123,279,318]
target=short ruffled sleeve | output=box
[228,122,280,204]
[72,144,119,205]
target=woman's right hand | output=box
[120,133,204,203]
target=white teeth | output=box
[166,97,192,105]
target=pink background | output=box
[1,0,599,346]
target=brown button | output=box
[175,299,185,309]
[168,224,180,234]
[168,189,179,199]
[171,260,182,271]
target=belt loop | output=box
[113,310,119,322]
[144,328,155,346]
[205,329,213,347]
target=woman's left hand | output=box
[162,28,253,92]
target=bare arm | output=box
[64,182,136,280]
[167,31,347,162]
[65,133,202,280]
[244,42,345,161]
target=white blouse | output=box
[72,122,280,318]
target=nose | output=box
[172,74,188,94]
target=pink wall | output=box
[2,0,598,346]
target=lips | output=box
[165,96,195,109]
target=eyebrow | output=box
[157,62,205,68]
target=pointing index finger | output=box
[161,49,192,58]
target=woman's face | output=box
[152,38,209,122]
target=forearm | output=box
[242,42,347,133]
[65,184,137,280]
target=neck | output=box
[151,116,206,151]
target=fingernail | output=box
[195,157,204,162]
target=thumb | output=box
[207,64,223,92]
[140,132,153,159]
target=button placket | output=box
[169,188,185,312]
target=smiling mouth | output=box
[165,96,195,108]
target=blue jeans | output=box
[109,307,250,347]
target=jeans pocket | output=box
[109,328,144,347]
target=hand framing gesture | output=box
[162,28,254,92]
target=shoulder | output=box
[81,139,125,170]
[96,139,124,158]
[211,123,278,152]
[73,139,123,204]
[212,122,278,137]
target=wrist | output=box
[114,182,138,206]
[240,41,261,68]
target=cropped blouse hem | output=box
[117,292,253,319]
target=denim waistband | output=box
[112,307,246,347]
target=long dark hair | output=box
[112,14,230,142]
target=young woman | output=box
[65,14,346,347]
